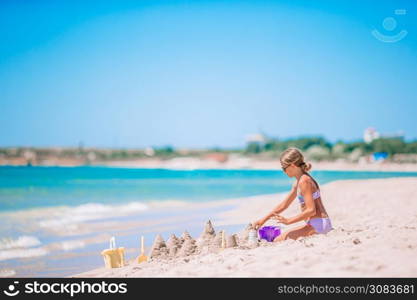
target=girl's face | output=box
[282,163,295,177]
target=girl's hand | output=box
[252,219,265,230]
[273,214,291,225]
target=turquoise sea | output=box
[0,166,416,277]
[2,166,417,212]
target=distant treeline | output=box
[1,136,416,163]
[244,136,417,161]
[0,146,175,160]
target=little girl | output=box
[253,147,333,241]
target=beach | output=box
[2,0,417,287]
[3,153,417,173]
[72,177,417,277]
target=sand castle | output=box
[177,237,197,257]
[165,234,180,257]
[176,231,197,257]
[149,234,169,260]
[102,220,270,269]
[144,220,261,263]
[195,220,219,254]
[226,233,238,248]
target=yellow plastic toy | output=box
[101,236,125,268]
[137,235,148,263]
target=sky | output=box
[0,0,416,149]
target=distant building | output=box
[364,127,405,143]
[364,127,380,143]
[245,133,267,145]
[144,147,155,156]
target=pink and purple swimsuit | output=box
[297,189,333,234]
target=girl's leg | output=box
[273,224,316,242]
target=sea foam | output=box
[0,236,41,250]
[38,201,149,229]
[0,247,48,261]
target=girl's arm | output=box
[276,179,316,224]
[253,182,297,229]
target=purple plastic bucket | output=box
[258,226,281,242]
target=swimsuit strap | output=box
[297,176,321,203]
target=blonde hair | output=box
[280,147,312,172]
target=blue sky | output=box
[1,0,416,149]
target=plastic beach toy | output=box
[248,229,259,246]
[258,226,281,242]
[101,236,125,268]
[137,235,148,263]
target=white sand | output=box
[72,177,417,277]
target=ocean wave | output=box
[0,236,41,250]
[0,235,107,262]
[38,201,149,230]
[57,240,85,251]
[0,269,16,277]
[0,247,48,261]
